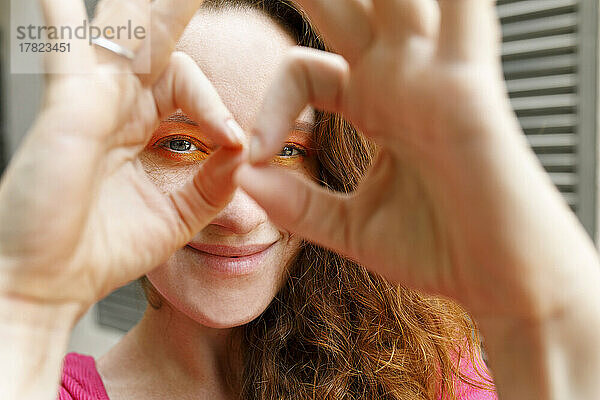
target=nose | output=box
[207,189,269,235]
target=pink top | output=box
[449,355,498,400]
[58,352,498,399]
[57,353,110,400]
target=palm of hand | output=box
[68,76,185,302]
[342,36,510,294]
[0,28,240,306]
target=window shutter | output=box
[499,0,599,238]
[97,1,600,332]
[97,280,146,332]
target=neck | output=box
[98,303,243,399]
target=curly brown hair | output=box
[140,1,496,398]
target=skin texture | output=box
[97,9,317,400]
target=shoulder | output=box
[58,352,110,400]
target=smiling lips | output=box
[187,243,273,257]
[185,242,275,276]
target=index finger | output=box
[134,0,204,84]
[250,47,350,163]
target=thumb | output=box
[170,147,244,237]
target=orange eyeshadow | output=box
[146,120,315,168]
[146,122,211,163]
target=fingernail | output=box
[225,119,247,146]
[249,136,262,164]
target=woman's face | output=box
[140,8,316,329]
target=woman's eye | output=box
[278,145,305,157]
[161,139,198,153]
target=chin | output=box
[145,241,297,329]
[174,285,279,329]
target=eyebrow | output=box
[165,113,315,133]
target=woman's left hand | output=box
[235,0,600,321]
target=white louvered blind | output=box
[97,0,600,332]
[97,280,146,331]
[499,0,598,237]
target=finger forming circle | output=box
[372,0,440,40]
[251,47,350,163]
[152,51,242,148]
[40,0,95,73]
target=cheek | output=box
[139,152,200,193]
[144,234,305,328]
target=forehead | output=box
[175,7,299,129]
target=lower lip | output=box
[184,245,272,276]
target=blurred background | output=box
[0,0,598,359]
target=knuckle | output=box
[282,52,314,103]
[283,51,306,79]
[283,47,316,80]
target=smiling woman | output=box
[117,1,496,399]
[3,0,600,399]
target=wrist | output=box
[0,293,85,332]
[437,118,600,319]
[0,295,85,400]
[476,284,600,399]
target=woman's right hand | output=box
[0,0,244,310]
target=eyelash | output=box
[278,144,307,158]
[156,135,208,154]
[157,136,306,158]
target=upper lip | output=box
[186,243,274,257]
